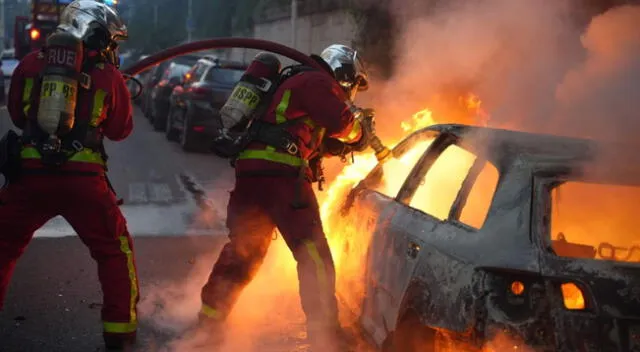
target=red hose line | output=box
[121,37,325,78]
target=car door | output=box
[364,132,501,340]
[335,131,440,343]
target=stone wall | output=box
[225,2,357,65]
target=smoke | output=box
[136,1,640,349]
[355,0,640,144]
[136,234,308,351]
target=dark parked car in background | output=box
[140,54,200,119]
[165,56,247,152]
[148,61,192,131]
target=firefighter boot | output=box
[104,332,137,351]
[307,323,357,352]
[182,314,226,348]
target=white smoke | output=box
[357,0,640,144]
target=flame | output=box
[188,93,529,350]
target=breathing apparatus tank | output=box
[220,52,282,130]
[37,31,84,152]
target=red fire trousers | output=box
[0,174,139,340]
[200,176,340,339]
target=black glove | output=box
[322,138,352,157]
[348,107,375,152]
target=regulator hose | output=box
[121,37,326,78]
[121,74,143,100]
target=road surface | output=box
[0,106,372,352]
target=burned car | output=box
[330,124,640,352]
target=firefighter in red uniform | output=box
[198,45,372,350]
[0,1,137,350]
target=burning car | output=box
[328,123,640,352]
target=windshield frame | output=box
[165,63,192,80]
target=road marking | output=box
[128,182,148,203]
[147,182,173,203]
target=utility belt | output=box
[236,120,326,209]
[21,127,106,167]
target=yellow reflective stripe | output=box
[23,78,34,116]
[301,117,316,128]
[70,149,105,164]
[103,321,137,334]
[20,147,40,159]
[336,119,362,143]
[108,235,139,333]
[20,146,105,165]
[200,304,223,319]
[237,149,306,167]
[275,90,291,124]
[90,89,107,127]
[303,241,329,310]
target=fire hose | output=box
[121,37,391,161]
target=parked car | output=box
[330,123,640,351]
[165,55,247,152]
[140,54,200,119]
[148,61,193,131]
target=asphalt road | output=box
[0,106,370,351]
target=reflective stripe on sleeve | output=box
[336,119,362,144]
[90,89,107,127]
[22,78,34,116]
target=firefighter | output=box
[197,44,372,350]
[0,1,137,350]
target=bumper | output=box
[190,108,222,136]
[486,315,640,352]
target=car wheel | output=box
[165,107,180,142]
[148,101,156,124]
[180,112,200,152]
[153,107,166,131]
[384,312,438,352]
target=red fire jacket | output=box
[8,50,133,173]
[235,70,362,176]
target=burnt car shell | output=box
[335,124,640,352]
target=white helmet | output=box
[319,44,369,100]
[58,0,127,52]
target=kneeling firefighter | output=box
[198,45,374,350]
[0,1,138,350]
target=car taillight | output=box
[190,87,211,97]
[157,80,168,87]
[560,282,586,310]
[510,281,525,296]
[30,28,41,41]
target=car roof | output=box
[404,124,640,183]
[197,56,247,70]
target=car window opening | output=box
[408,144,499,228]
[550,181,640,263]
[369,139,435,199]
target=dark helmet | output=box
[57,0,127,66]
[319,44,369,100]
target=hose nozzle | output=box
[369,135,392,162]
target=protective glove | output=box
[348,107,376,152]
[322,137,352,157]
